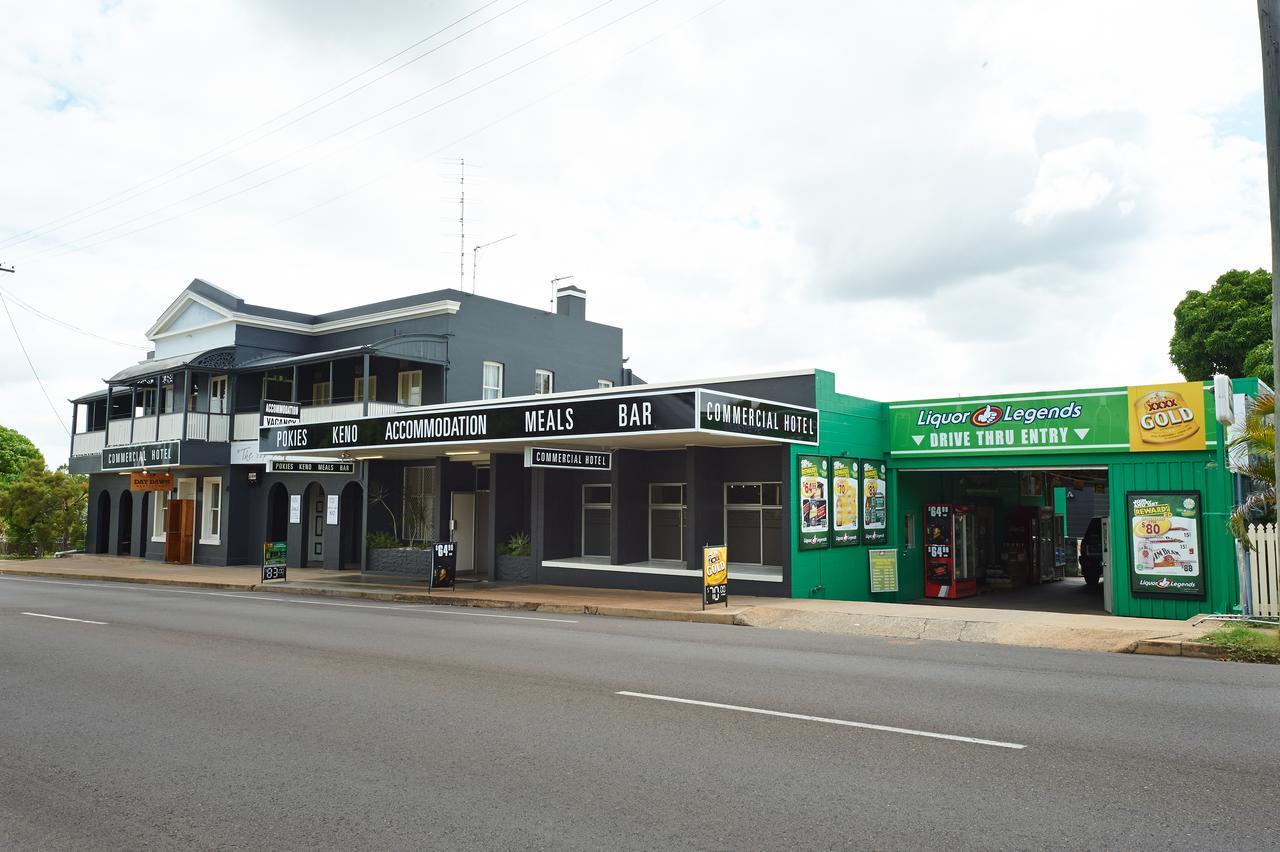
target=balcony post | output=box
[328,360,334,406]
[104,384,112,444]
[228,374,238,438]
[362,353,370,417]
[181,369,190,441]
[129,385,136,443]
[69,400,78,458]
[291,366,298,403]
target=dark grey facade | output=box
[75,278,630,570]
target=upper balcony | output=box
[69,338,449,465]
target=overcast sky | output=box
[0,0,1270,464]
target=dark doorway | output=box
[117,490,133,555]
[339,481,363,570]
[95,491,110,554]
[138,491,151,557]
[266,483,289,543]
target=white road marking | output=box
[616,691,1027,750]
[21,612,108,625]
[0,573,578,621]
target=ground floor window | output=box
[200,477,222,545]
[649,483,685,562]
[725,482,783,565]
[151,490,169,541]
[403,466,436,543]
[582,484,611,557]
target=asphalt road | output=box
[2,576,1277,851]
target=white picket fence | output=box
[1244,523,1280,617]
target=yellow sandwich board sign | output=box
[703,545,728,608]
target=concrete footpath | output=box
[1,555,1219,656]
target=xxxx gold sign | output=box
[703,545,728,608]
[1126,382,1206,452]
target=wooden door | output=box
[165,499,195,564]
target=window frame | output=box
[311,381,332,406]
[209,375,228,414]
[353,375,378,402]
[581,483,612,558]
[200,477,222,545]
[534,369,554,395]
[402,465,436,543]
[398,370,424,406]
[597,379,614,389]
[723,481,783,567]
[647,482,686,563]
[151,489,169,542]
[482,361,504,400]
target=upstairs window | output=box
[397,370,423,406]
[209,376,228,414]
[482,362,503,400]
[312,381,332,406]
[353,375,378,402]
[597,379,613,389]
[534,369,554,395]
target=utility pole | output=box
[1258,1,1280,493]
[472,234,517,293]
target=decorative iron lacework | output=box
[190,350,237,370]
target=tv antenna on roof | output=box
[472,234,516,294]
[550,274,574,308]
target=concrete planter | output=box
[367,547,430,577]
[495,554,536,582]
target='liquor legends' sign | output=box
[260,389,819,454]
[889,384,1216,456]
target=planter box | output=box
[367,547,430,577]
[496,553,536,582]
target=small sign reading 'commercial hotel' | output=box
[524,446,612,470]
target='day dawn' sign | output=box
[259,389,819,454]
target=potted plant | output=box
[364,485,432,576]
[495,531,535,582]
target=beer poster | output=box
[1126,382,1206,453]
[797,455,830,550]
[861,461,888,545]
[1127,491,1205,598]
[703,545,728,608]
[831,457,860,546]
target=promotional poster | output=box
[797,455,830,550]
[1128,491,1205,598]
[831,457,859,546]
[861,461,888,545]
[703,545,729,607]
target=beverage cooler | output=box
[1006,506,1058,584]
[924,503,978,599]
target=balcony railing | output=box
[71,430,106,457]
[84,413,234,449]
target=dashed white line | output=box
[616,691,1027,750]
[21,612,108,625]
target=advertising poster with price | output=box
[262,542,287,582]
[797,455,830,550]
[430,541,457,590]
[861,461,888,545]
[831,457,859,546]
[703,545,728,608]
[1128,491,1205,598]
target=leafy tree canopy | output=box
[0,458,88,556]
[0,425,44,484]
[1169,269,1273,385]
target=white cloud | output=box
[0,0,1270,464]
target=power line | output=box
[22,0,651,262]
[0,291,71,438]
[0,0,514,253]
[0,285,148,350]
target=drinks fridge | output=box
[924,503,978,599]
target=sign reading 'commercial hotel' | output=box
[260,389,818,454]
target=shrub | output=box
[499,530,531,557]
[365,531,401,550]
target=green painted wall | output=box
[788,371,898,600]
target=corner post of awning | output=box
[361,353,371,417]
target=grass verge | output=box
[1196,623,1280,664]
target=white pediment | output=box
[146,291,234,340]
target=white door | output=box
[1101,516,1113,614]
[452,492,475,574]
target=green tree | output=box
[1169,269,1273,385]
[1227,393,1275,546]
[0,459,88,556]
[0,425,44,484]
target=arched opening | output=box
[266,482,289,544]
[117,490,133,556]
[303,482,326,567]
[339,481,364,570]
[94,491,111,554]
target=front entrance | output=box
[164,478,196,564]
[452,492,476,575]
[117,490,133,555]
[304,482,326,567]
[95,491,110,554]
[899,467,1110,615]
[339,481,363,569]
